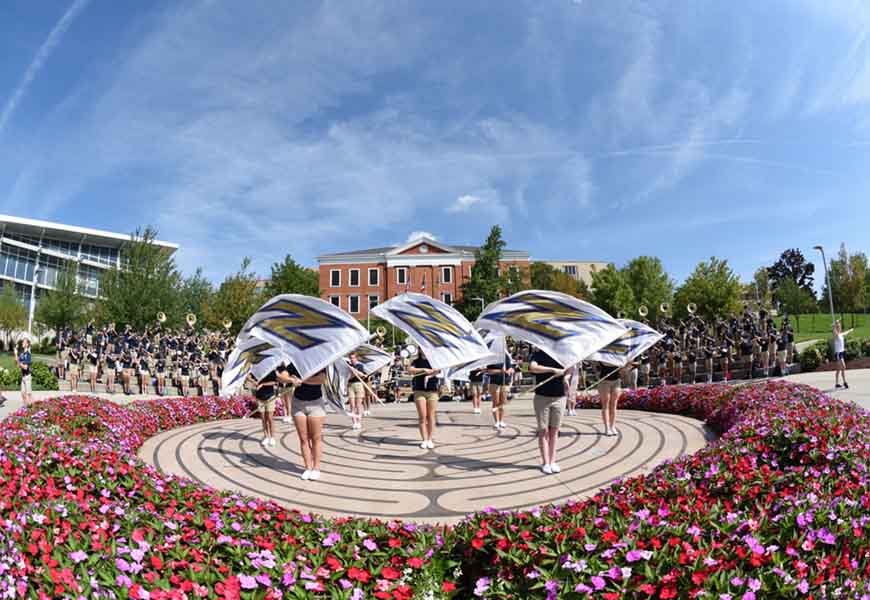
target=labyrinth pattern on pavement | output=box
[139,399,714,524]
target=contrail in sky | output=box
[0,0,91,136]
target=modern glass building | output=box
[0,214,178,322]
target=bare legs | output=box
[294,415,325,476]
[414,395,437,447]
[598,382,621,436]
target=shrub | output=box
[798,344,823,372]
[862,338,870,357]
[0,360,57,390]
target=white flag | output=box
[443,329,505,381]
[347,343,394,376]
[586,319,664,367]
[476,290,628,367]
[241,294,370,380]
[220,335,291,397]
[371,293,491,370]
[322,358,351,415]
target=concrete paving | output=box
[781,368,870,412]
[138,398,713,524]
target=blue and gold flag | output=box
[586,318,664,367]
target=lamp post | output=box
[814,245,836,325]
[27,266,40,337]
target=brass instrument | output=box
[157,312,167,324]
[222,318,232,331]
[638,305,649,318]
[186,313,197,327]
[616,310,627,319]
[660,302,671,315]
[687,302,698,315]
[375,326,387,338]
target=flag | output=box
[371,292,491,370]
[476,290,628,367]
[322,358,351,414]
[347,343,393,376]
[240,294,369,380]
[443,328,505,381]
[219,335,290,397]
[585,319,664,367]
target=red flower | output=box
[388,538,402,548]
[348,567,371,583]
[471,538,485,550]
[150,556,163,570]
[640,583,657,595]
[660,585,678,599]
[381,566,401,580]
[407,557,423,569]
[442,582,457,593]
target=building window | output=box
[563,265,577,276]
[349,269,360,287]
[368,268,379,286]
[442,266,452,284]
[368,295,379,310]
[330,269,340,287]
[349,295,360,314]
[442,293,453,305]
[396,267,408,285]
[510,266,519,276]
[329,296,340,307]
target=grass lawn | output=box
[0,352,55,371]
[775,313,870,343]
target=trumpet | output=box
[616,310,627,319]
[222,318,232,331]
[186,313,197,327]
[638,305,649,318]
[687,302,698,315]
[157,312,167,324]
[660,302,671,315]
[375,326,387,338]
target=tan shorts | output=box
[88,364,97,376]
[20,374,32,394]
[597,380,622,395]
[777,351,786,362]
[348,381,366,402]
[258,397,276,413]
[488,383,509,395]
[69,365,79,377]
[413,391,439,408]
[470,382,483,394]
[534,394,565,430]
[291,398,327,418]
[180,375,190,386]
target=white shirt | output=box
[833,333,845,353]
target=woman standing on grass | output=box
[833,320,850,389]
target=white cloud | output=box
[406,231,437,243]
[447,194,482,213]
[0,0,90,136]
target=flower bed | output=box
[0,382,868,598]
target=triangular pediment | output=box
[387,237,455,256]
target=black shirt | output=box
[486,355,513,386]
[286,364,324,401]
[255,370,278,401]
[530,351,565,397]
[411,356,438,391]
[598,362,621,381]
[469,368,484,383]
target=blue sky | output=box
[1,1,869,287]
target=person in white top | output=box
[832,320,850,390]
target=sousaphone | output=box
[687,302,698,315]
[638,305,649,318]
[222,318,232,331]
[186,313,197,328]
[157,311,167,324]
[659,302,672,315]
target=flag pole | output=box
[346,362,386,405]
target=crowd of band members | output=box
[55,322,234,396]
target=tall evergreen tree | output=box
[458,226,507,320]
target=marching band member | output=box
[468,367,484,415]
[155,353,167,396]
[68,342,82,393]
[87,346,99,393]
[347,352,366,430]
[486,352,514,430]
[253,370,278,447]
[104,352,117,394]
[409,349,441,449]
[281,364,328,480]
[596,361,622,436]
[528,348,567,474]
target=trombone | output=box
[638,305,649,318]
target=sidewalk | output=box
[781,368,870,412]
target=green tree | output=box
[99,227,183,330]
[591,265,635,317]
[825,244,867,315]
[622,256,674,321]
[34,263,87,332]
[774,277,817,332]
[263,255,319,297]
[458,226,507,320]
[752,266,773,311]
[529,263,589,299]
[530,262,557,289]
[203,258,262,335]
[767,248,815,294]
[178,268,214,328]
[0,284,27,350]
[674,257,742,320]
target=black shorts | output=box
[836,351,845,361]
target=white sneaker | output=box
[542,464,553,474]
[473,408,481,414]
[551,463,561,473]
[364,410,371,416]
[499,421,506,429]
[261,437,270,445]
[602,427,611,436]
[309,470,321,480]
[421,441,429,449]
[282,416,292,423]
[268,437,276,446]
[426,440,434,449]
[611,426,619,435]
[301,470,312,480]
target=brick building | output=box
[317,236,530,319]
